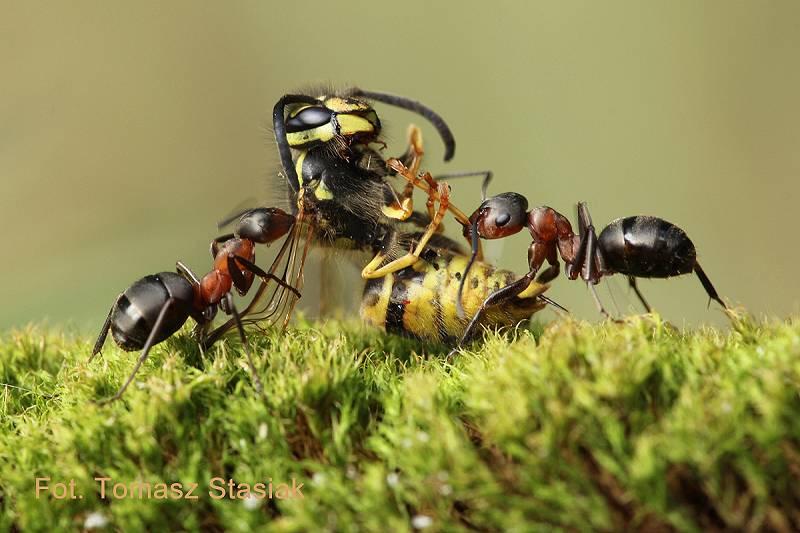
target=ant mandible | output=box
[90,208,300,403]
[457,193,729,345]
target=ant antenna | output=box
[457,221,481,319]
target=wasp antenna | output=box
[350,89,456,162]
[457,221,481,319]
[273,94,319,193]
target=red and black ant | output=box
[89,207,300,403]
[457,193,729,345]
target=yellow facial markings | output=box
[324,97,370,113]
[294,151,307,183]
[314,179,334,200]
[336,114,376,136]
[286,124,335,147]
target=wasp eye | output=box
[285,106,333,133]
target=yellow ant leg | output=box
[362,180,451,279]
[388,158,484,260]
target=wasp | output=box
[272,88,481,279]
[455,193,730,343]
[90,208,300,402]
[200,89,484,345]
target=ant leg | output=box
[227,254,253,295]
[89,294,122,362]
[96,298,177,404]
[693,262,728,310]
[628,276,653,313]
[176,261,201,285]
[235,256,301,298]
[223,293,264,395]
[533,244,562,284]
[210,234,235,258]
[458,271,537,349]
[362,181,450,279]
[536,263,560,283]
[588,282,612,318]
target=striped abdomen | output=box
[597,216,696,278]
[360,251,548,343]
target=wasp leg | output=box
[362,181,450,279]
[383,124,425,222]
[89,294,123,362]
[388,158,484,260]
[96,298,178,404]
[627,276,653,313]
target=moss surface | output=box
[1,315,799,531]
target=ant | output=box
[89,208,300,403]
[457,194,729,345]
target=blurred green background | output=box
[2,1,798,333]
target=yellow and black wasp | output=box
[206,88,474,341]
[211,88,544,347]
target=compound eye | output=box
[285,106,333,133]
[494,212,511,227]
[477,192,528,238]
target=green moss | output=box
[1,315,799,531]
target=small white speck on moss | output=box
[416,431,430,443]
[242,495,260,510]
[412,514,433,529]
[312,472,326,486]
[84,512,108,529]
[258,423,268,440]
[386,472,399,487]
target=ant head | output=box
[236,208,295,244]
[464,192,529,240]
[284,95,381,150]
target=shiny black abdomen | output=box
[110,272,194,351]
[597,216,696,278]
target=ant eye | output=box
[285,106,333,133]
[495,213,511,227]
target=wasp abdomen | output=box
[361,251,547,343]
[598,216,696,278]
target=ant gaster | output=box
[457,194,728,345]
[90,208,299,403]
